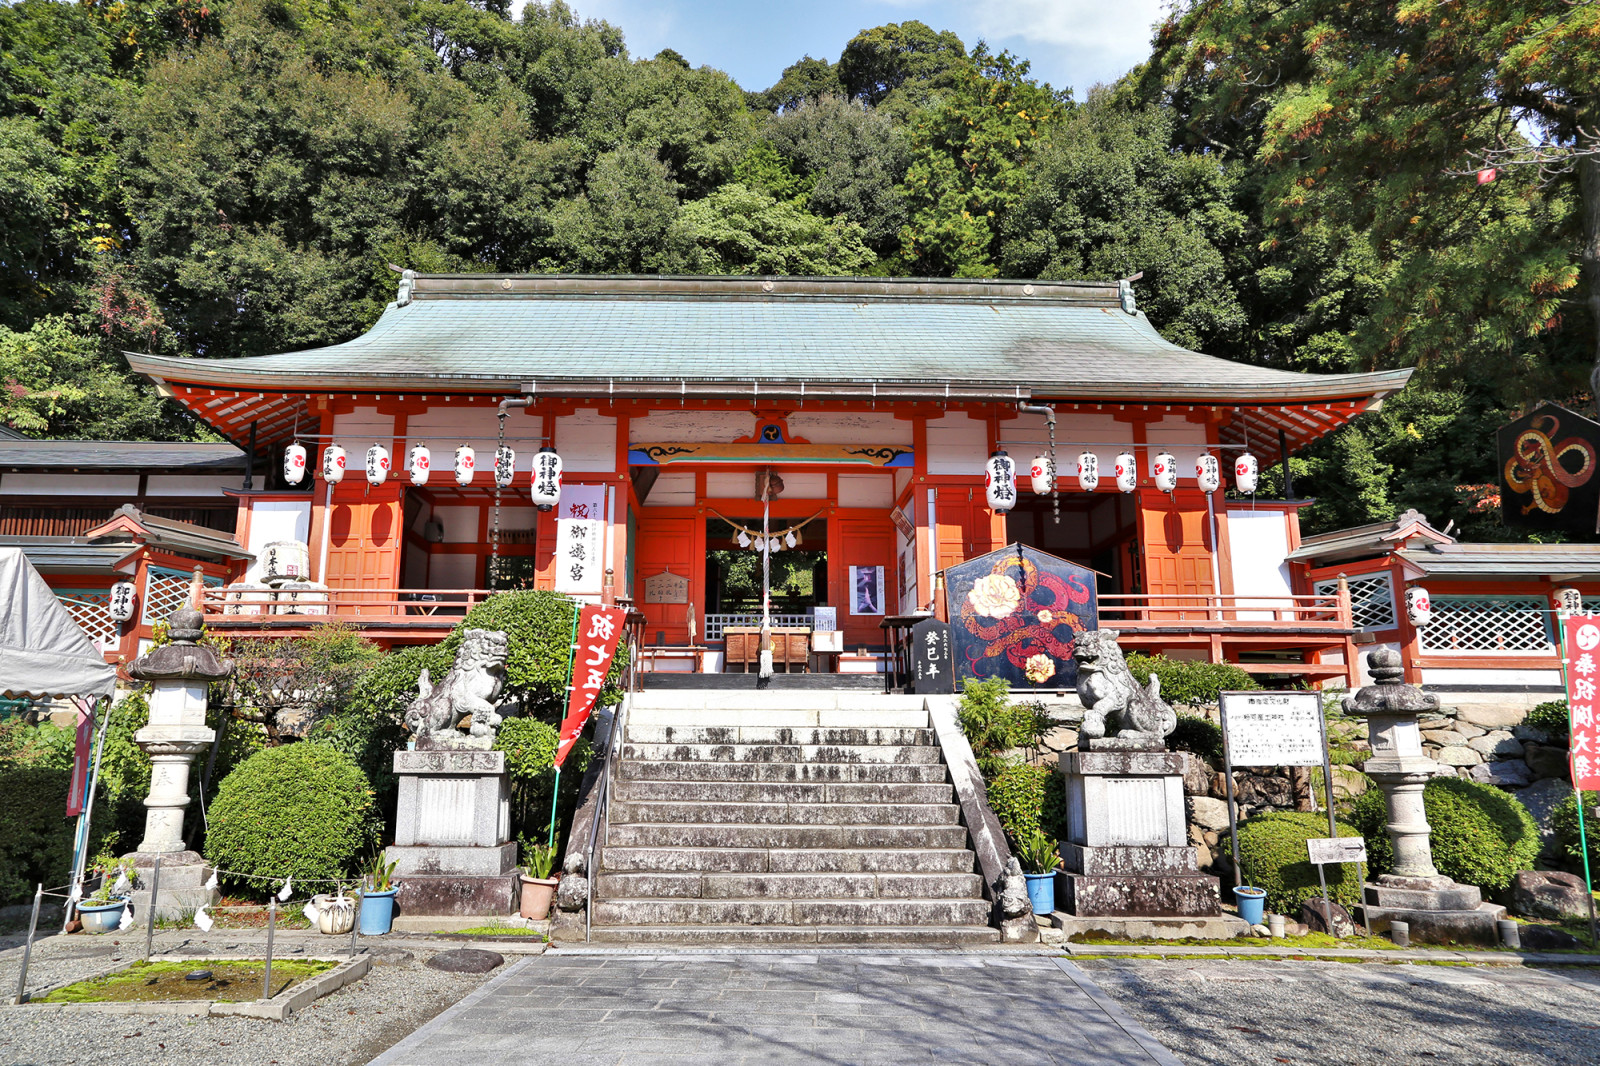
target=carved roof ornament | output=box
[126,606,234,684]
[1341,646,1439,718]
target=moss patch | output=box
[453,924,546,938]
[35,959,334,1004]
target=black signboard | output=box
[910,618,954,694]
[943,543,1098,690]
[1498,402,1600,533]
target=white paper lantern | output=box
[1195,453,1221,494]
[494,445,516,489]
[321,444,346,484]
[1029,454,1055,495]
[1077,451,1100,491]
[531,447,563,511]
[454,444,475,487]
[985,451,1017,513]
[1405,586,1433,628]
[1114,452,1137,493]
[1554,587,1583,615]
[1152,451,1178,493]
[365,444,390,486]
[283,442,307,486]
[1235,452,1259,495]
[108,581,137,622]
[406,444,430,486]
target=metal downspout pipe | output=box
[1016,402,1059,524]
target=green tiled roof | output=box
[126,275,1411,405]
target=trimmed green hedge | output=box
[986,762,1065,843]
[0,767,111,905]
[1167,712,1223,763]
[1125,653,1259,706]
[1551,788,1600,877]
[204,744,378,897]
[1523,700,1570,746]
[1226,811,1364,914]
[1349,776,1539,893]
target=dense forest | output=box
[0,0,1595,539]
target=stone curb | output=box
[207,954,370,1020]
[1060,943,1600,966]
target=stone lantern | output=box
[1343,647,1504,943]
[123,602,232,917]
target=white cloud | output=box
[963,0,1167,53]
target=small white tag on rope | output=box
[303,902,319,925]
[112,871,131,897]
[278,876,293,901]
[193,906,214,932]
[67,882,82,903]
[204,870,219,892]
[118,904,134,931]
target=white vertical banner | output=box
[554,485,606,598]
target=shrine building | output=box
[115,273,1413,684]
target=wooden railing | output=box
[200,586,493,627]
[1096,593,1352,629]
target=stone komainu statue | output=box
[404,628,510,739]
[1073,629,1176,742]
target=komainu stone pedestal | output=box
[1058,748,1222,918]
[390,749,518,917]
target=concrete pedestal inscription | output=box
[390,749,518,916]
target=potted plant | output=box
[519,844,559,920]
[78,856,136,934]
[1233,885,1267,926]
[1015,830,1060,917]
[359,852,401,935]
[312,889,357,935]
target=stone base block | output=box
[389,843,518,878]
[396,873,518,917]
[1058,872,1222,918]
[123,851,218,920]
[1063,843,1199,876]
[1363,901,1507,947]
[1049,913,1250,941]
[1365,879,1484,912]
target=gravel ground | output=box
[0,929,508,1066]
[1081,957,1600,1066]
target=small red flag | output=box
[1476,167,1497,185]
[66,702,93,816]
[1564,616,1600,790]
[554,604,628,769]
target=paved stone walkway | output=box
[368,950,1182,1066]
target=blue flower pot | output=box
[1233,886,1267,926]
[1023,872,1056,916]
[78,899,127,934]
[358,889,398,935]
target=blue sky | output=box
[520,1,1170,98]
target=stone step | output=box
[612,780,955,805]
[599,846,977,874]
[586,924,1002,945]
[628,707,931,730]
[624,725,936,747]
[620,759,949,784]
[594,871,984,900]
[605,822,971,850]
[610,800,960,826]
[621,742,941,764]
[629,692,929,712]
[592,897,992,927]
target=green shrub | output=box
[958,677,1049,775]
[0,767,112,905]
[204,744,378,897]
[1124,653,1259,706]
[986,762,1064,842]
[1551,788,1600,876]
[1523,700,1570,746]
[0,718,75,771]
[1348,776,1539,893]
[443,591,627,718]
[1226,811,1364,914]
[1167,712,1223,763]
[494,717,593,858]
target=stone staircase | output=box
[589,693,1001,945]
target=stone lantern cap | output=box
[1340,646,1438,720]
[126,606,234,683]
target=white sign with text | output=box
[1306,837,1368,865]
[1219,691,1326,768]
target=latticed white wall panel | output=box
[1315,572,1396,631]
[1417,595,1554,655]
[705,613,813,641]
[58,590,117,649]
[140,567,222,626]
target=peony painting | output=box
[943,543,1098,690]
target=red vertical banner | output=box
[554,603,628,769]
[1565,615,1600,789]
[66,701,94,817]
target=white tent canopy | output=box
[0,547,117,699]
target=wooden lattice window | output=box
[1417,595,1554,655]
[1314,572,1397,632]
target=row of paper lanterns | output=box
[282,442,564,511]
[984,449,1260,511]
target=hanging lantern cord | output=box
[491,411,505,590]
[1048,415,1059,525]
